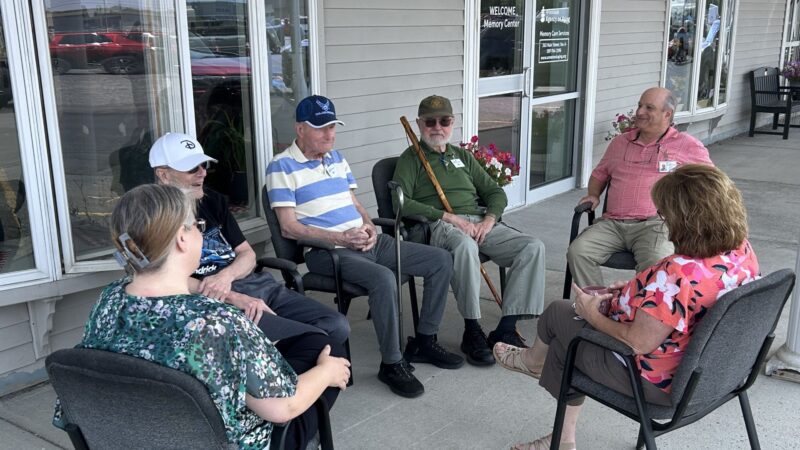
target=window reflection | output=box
[478,93,521,168]
[479,0,525,78]
[530,100,574,189]
[45,0,179,262]
[266,0,312,154]
[0,10,35,274]
[696,0,721,109]
[188,2,254,212]
[666,0,697,112]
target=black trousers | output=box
[273,333,345,449]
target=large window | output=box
[783,0,800,65]
[0,10,33,276]
[664,0,736,115]
[43,0,183,271]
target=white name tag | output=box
[659,160,678,173]
[451,158,465,168]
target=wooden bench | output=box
[748,67,800,139]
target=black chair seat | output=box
[302,272,368,298]
[604,252,638,270]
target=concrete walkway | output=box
[1,132,799,449]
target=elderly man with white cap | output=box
[148,131,350,345]
[267,95,464,398]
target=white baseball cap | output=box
[148,132,217,171]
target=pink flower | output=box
[470,135,479,143]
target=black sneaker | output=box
[404,336,465,369]
[487,329,529,348]
[460,327,495,366]
[378,359,424,398]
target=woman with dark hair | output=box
[494,165,759,450]
[54,184,350,449]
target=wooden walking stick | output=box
[400,116,504,308]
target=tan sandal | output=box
[512,434,576,450]
[493,342,541,379]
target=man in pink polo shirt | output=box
[567,87,713,288]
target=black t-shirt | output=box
[194,188,246,277]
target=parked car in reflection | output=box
[49,32,153,75]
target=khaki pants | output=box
[430,215,545,320]
[566,217,673,288]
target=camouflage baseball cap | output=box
[418,95,453,118]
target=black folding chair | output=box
[551,269,796,449]
[46,347,333,450]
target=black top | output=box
[194,188,245,277]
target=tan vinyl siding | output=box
[323,1,465,213]
[593,1,668,165]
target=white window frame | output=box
[781,0,800,68]
[661,0,739,121]
[0,0,60,290]
[33,0,187,274]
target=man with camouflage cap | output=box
[392,95,545,366]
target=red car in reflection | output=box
[49,32,150,75]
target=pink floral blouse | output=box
[609,240,759,393]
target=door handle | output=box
[523,66,531,98]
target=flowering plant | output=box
[605,109,637,141]
[460,135,519,187]
[781,60,800,81]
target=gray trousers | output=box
[429,215,545,320]
[231,272,350,343]
[566,218,674,288]
[305,234,453,364]
[538,301,671,406]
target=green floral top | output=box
[53,277,297,449]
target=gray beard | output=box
[421,135,449,148]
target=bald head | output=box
[636,87,675,139]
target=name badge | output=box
[659,161,678,173]
[451,158,465,168]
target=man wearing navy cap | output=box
[149,132,350,345]
[267,95,464,398]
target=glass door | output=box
[477,0,531,208]
[527,0,582,203]
[477,0,583,207]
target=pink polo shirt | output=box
[591,127,712,220]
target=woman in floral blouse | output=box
[54,184,351,449]
[494,165,759,450]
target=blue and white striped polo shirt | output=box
[266,141,363,232]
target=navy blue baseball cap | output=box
[295,95,346,128]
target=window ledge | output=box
[0,270,123,308]
[673,104,728,126]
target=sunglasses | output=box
[422,117,453,128]
[194,219,206,233]
[186,161,211,174]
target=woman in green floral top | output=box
[54,184,351,449]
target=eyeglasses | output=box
[194,219,206,233]
[422,117,453,128]
[186,161,211,174]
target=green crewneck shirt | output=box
[391,141,508,221]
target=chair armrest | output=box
[576,328,635,356]
[255,256,298,273]
[569,202,595,244]
[406,214,430,224]
[255,257,305,294]
[297,238,335,251]
[372,217,397,228]
[574,201,593,214]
